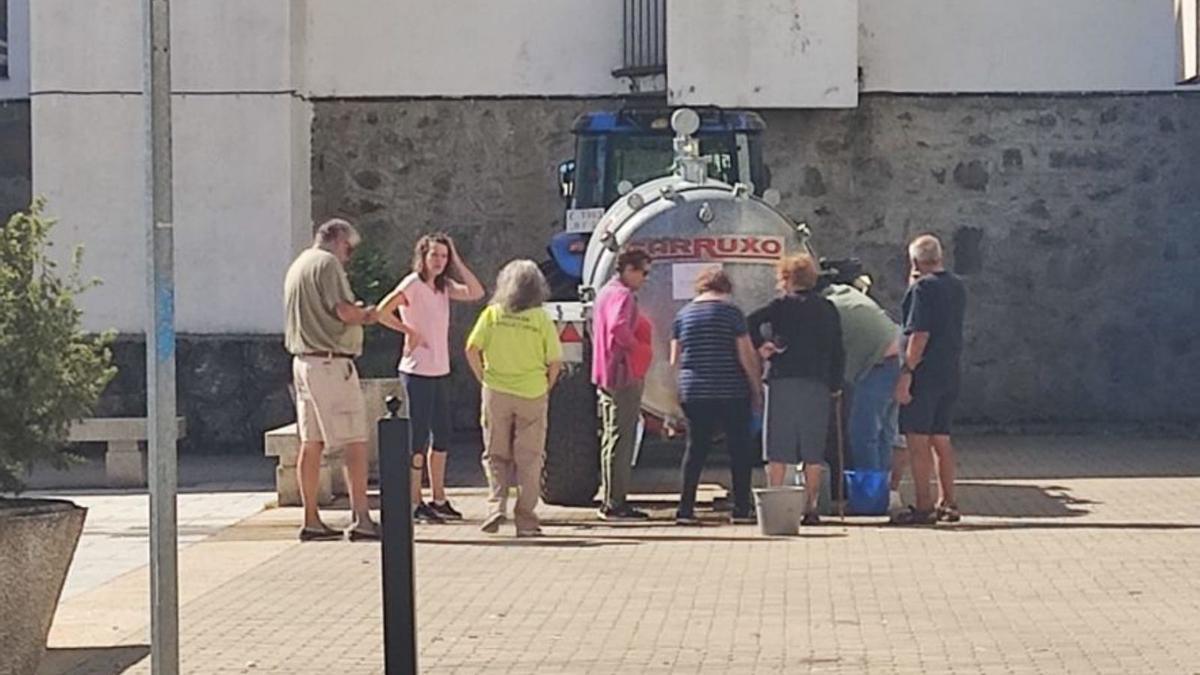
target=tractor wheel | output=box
[541,342,600,506]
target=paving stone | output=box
[38,436,1200,674]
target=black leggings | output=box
[679,397,754,517]
[403,373,452,454]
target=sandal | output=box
[888,506,937,526]
[347,526,381,542]
[298,524,343,541]
[936,503,962,523]
[480,513,506,534]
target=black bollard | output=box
[378,395,418,674]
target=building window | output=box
[614,0,666,77]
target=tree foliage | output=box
[345,242,393,306]
[0,199,115,493]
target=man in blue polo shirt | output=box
[892,234,967,525]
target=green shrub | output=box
[345,241,402,377]
[345,242,394,306]
[0,199,116,493]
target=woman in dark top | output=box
[669,268,763,525]
[748,254,844,525]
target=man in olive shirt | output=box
[822,283,905,511]
[284,219,380,541]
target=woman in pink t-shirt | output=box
[378,233,484,523]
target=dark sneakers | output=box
[429,500,464,521]
[801,512,822,527]
[675,513,702,526]
[598,505,650,521]
[413,502,446,524]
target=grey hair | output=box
[492,259,549,314]
[314,218,361,250]
[908,234,943,264]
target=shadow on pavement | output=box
[935,521,1200,533]
[416,530,846,546]
[415,537,638,548]
[955,482,1097,518]
[954,436,1200,480]
[552,527,846,542]
[37,645,150,675]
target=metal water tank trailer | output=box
[541,109,813,505]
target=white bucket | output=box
[753,487,806,536]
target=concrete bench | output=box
[265,378,405,507]
[68,417,188,488]
[265,423,336,506]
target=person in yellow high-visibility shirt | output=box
[465,260,563,537]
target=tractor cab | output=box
[542,108,769,299]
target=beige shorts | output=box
[293,356,368,448]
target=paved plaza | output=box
[33,435,1200,674]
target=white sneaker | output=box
[887,490,904,514]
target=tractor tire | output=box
[541,343,600,506]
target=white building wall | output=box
[860,0,1187,93]
[668,0,859,108]
[28,0,1196,334]
[171,0,294,92]
[171,95,304,333]
[302,0,1193,100]
[31,93,144,331]
[303,0,626,97]
[30,0,309,334]
[30,0,141,93]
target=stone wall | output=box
[760,95,1200,425]
[312,99,619,430]
[0,100,31,222]
[311,94,1200,431]
[101,335,295,455]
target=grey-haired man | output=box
[892,234,967,525]
[284,218,380,541]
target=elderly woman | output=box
[669,268,763,525]
[748,254,845,526]
[465,260,563,537]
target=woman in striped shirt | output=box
[669,268,763,525]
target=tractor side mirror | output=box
[558,160,576,201]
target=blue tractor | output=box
[541,107,771,300]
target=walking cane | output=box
[834,390,845,523]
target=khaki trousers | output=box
[481,387,549,531]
